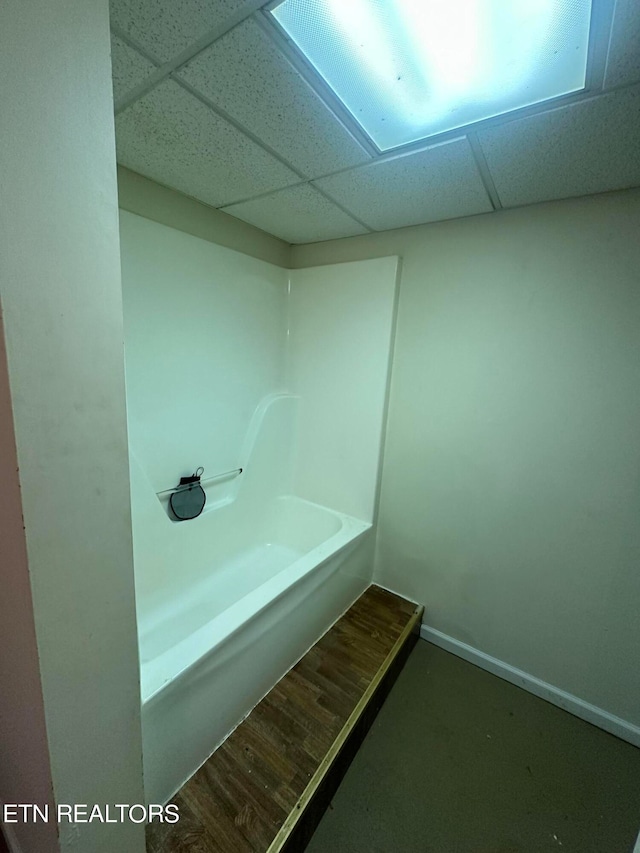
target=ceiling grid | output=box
[465,133,503,211]
[110,0,640,243]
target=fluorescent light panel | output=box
[271,0,593,151]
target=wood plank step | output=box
[146,584,423,853]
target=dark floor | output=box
[306,641,640,853]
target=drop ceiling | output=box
[111,0,640,245]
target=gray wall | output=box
[292,188,640,728]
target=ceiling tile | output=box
[109,0,249,62]
[314,140,493,231]
[604,0,640,89]
[221,184,369,243]
[110,33,157,104]
[178,18,370,177]
[115,80,299,207]
[477,86,640,208]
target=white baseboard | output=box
[420,624,640,748]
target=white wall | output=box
[288,259,400,522]
[120,210,288,493]
[0,316,58,853]
[0,2,145,850]
[291,188,640,729]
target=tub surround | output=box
[120,211,399,804]
[120,211,398,522]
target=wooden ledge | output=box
[147,585,423,853]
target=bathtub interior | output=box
[138,497,370,704]
[132,391,372,695]
[137,487,354,667]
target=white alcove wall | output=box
[288,258,400,523]
[119,209,289,494]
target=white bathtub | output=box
[138,493,372,805]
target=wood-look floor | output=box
[146,584,420,853]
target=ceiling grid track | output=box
[113,0,268,114]
[171,75,310,183]
[218,180,309,211]
[588,0,618,91]
[253,8,380,159]
[310,183,376,234]
[466,134,503,211]
[110,0,640,242]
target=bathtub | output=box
[138,493,373,805]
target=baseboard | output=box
[420,624,640,748]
